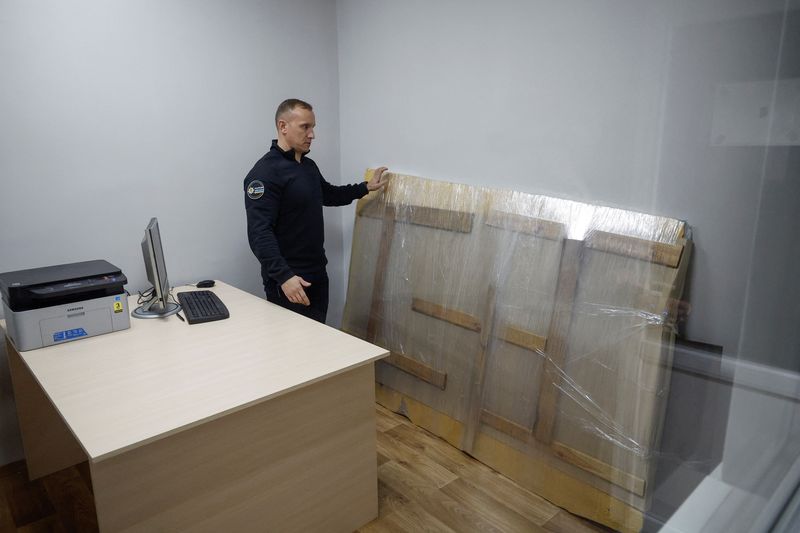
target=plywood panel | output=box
[481,223,562,429]
[344,171,690,531]
[551,246,682,482]
[369,203,491,424]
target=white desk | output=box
[3,281,388,532]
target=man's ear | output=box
[277,119,287,133]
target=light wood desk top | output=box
[3,281,387,462]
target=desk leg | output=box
[6,338,87,479]
[90,363,379,533]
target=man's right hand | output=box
[281,275,312,306]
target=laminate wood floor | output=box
[0,404,611,532]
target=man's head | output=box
[275,98,315,156]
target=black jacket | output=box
[244,140,368,285]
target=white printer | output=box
[0,260,130,351]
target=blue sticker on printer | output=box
[53,328,87,342]
[115,295,121,301]
[247,180,265,200]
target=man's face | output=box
[278,107,315,154]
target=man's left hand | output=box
[367,167,389,191]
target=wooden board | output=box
[485,210,565,241]
[460,285,498,452]
[366,206,397,343]
[411,298,482,332]
[383,352,447,390]
[480,408,533,442]
[499,325,547,353]
[585,230,684,267]
[534,239,583,444]
[551,441,646,497]
[361,200,474,234]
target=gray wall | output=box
[336,0,798,361]
[0,0,340,466]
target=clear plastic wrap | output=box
[343,171,690,529]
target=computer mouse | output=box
[196,280,215,288]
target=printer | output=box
[0,260,130,351]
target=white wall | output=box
[0,0,340,466]
[336,0,797,359]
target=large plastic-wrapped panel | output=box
[343,171,690,533]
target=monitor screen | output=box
[143,217,170,302]
[133,217,179,318]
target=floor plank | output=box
[379,460,505,533]
[377,430,459,488]
[441,477,547,532]
[385,422,560,525]
[41,467,96,533]
[6,480,54,529]
[376,403,407,433]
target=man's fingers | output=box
[298,288,310,306]
[281,276,312,305]
[374,166,388,184]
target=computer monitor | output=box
[132,217,180,319]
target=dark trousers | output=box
[264,270,329,324]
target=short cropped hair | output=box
[275,98,313,125]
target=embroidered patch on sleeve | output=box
[247,180,265,200]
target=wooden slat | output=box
[533,239,583,444]
[480,409,533,443]
[461,285,498,453]
[383,352,447,390]
[397,205,474,233]
[551,441,646,497]
[411,297,481,332]
[585,230,684,268]
[499,325,547,353]
[665,239,692,325]
[485,210,565,241]
[366,206,397,343]
[361,201,474,234]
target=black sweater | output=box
[244,140,368,285]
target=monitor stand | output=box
[132,296,180,319]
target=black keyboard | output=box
[177,290,230,325]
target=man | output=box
[244,98,388,323]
